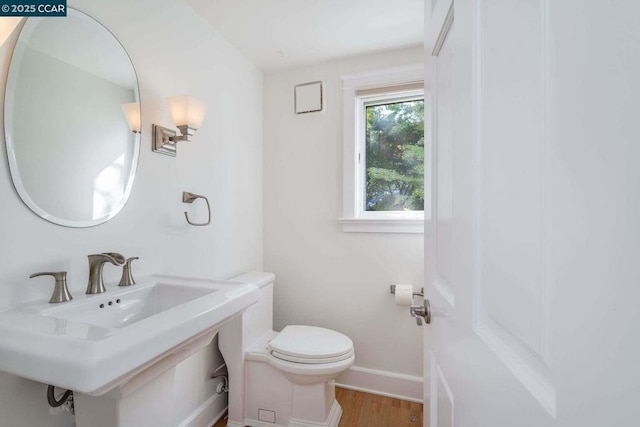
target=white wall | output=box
[263,47,425,400]
[0,0,263,425]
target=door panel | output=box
[430,353,454,427]
[480,0,547,358]
[434,11,455,305]
[474,0,555,413]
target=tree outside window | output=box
[365,98,424,212]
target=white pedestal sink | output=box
[0,273,265,427]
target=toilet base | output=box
[288,399,343,427]
[244,336,348,427]
[287,400,342,427]
[244,399,342,427]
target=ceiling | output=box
[186,0,424,71]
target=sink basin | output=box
[0,274,259,395]
[42,282,217,329]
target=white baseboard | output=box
[176,392,228,427]
[335,366,424,403]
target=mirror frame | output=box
[4,7,141,228]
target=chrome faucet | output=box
[86,253,125,294]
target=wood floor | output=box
[212,387,423,427]
[335,387,423,427]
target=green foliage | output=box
[365,99,424,211]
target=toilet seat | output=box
[271,348,355,364]
[268,325,354,364]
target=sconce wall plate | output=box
[152,124,177,156]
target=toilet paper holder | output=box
[390,284,424,297]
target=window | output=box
[340,66,426,233]
[364,94,424,212]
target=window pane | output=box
[365,99,424,211]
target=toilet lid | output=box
[268,325,353,363]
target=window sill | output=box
[338,217,424,234]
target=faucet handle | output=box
[118,257,139,287]
[29,271,73,303]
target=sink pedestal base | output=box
[73,326,228,427]
[72,317,245,427]
[75,368,176,427]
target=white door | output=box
[422,0,640,426]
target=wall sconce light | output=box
[122,102,141,134]
[152,95,207,157]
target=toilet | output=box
[239,273,354,427]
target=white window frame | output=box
[339,65,426,233]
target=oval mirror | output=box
[4,8,140,227]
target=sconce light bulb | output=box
[122,102,141,134]
[167,95,207,130]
